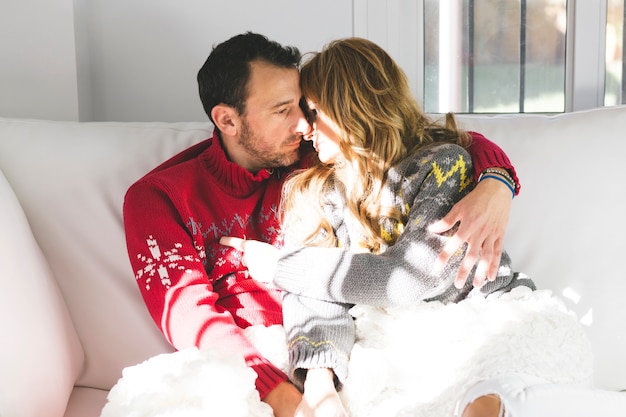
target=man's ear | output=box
[211,104,240,136]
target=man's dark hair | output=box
[197,32,301,123]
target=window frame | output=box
[353,0,611,113]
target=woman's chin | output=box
[317,152,339,164]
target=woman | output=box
[223,38,625,417]
[222,37,535,416]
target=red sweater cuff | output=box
[468,131,521,195]
[249,357,289,399]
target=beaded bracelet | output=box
[481,167,516,186]
[479,174,515,198]
[480,167,517,192]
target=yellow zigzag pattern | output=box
[381,220,404,243]
[430,154,472,191]
[381,154,470,242]
[288,335,350,361]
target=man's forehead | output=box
[247,61,300,107]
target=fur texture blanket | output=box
[100,287,593,417]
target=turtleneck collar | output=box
[200,131,274,197]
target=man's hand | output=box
[263,381,302,417]
[428,177,512,289]
[219,236,279,284]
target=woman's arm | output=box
[271,144,479,305]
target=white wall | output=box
[0,1,613,122]
[0,0,80,121]
[1,0,355,122]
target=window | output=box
[424,0,567,113]
[354,0,625,114]
[605,0,625,106]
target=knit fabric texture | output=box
[123,131,291,398]
[274,143,534,389]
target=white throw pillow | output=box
[0,168,84,417]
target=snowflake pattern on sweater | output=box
[134,237,200,290]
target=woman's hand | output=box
[428,177,512,289]
[296,369,349,417]
[219,236,279,284]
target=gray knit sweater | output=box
[274,143,535,389]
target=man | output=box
[123,32,519,416]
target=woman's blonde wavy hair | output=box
[281,37,472,253]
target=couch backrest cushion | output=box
[1,108,624,394]
[455,106,626,390]
[0,168,84,417]
[0,118,212,390]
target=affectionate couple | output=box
[123,32,625,417]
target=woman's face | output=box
[304,101,343,164]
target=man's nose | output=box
[302,125,316,141]
[295,108,314,137]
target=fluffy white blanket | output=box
[100,288,593,417]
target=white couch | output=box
[1,106,625,417]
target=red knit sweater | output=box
[122,130,518,399]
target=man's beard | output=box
[239,119,301,169]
